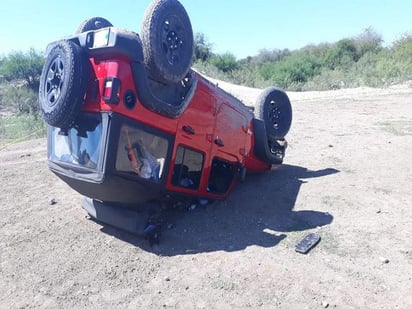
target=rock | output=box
[48,198,57,205]
[322,301,329,308]
[164,276,170,282]
[379,257,390,264]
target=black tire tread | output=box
[39,40,88,128]
[141,0,193,84]
[76,17,113,34]
[255,87,292,140]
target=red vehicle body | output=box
[39,1,291,239]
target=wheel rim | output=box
[45,56,65,106]
[161,15,185,65]
[268,100,282,130]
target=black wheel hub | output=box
[268,100,281,130]
[45,56,65,106]
[162,16,184,65]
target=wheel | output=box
[38,40,89,128]
[141,0,194,84]
[255,87,292,140]
[76,17,113,33]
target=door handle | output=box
[214,138,224,147]
[182,125,195,135]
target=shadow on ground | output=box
[96,164,339,255]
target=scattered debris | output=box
[189,204,197,211]
[295,233,321,254]
[379,257,390,264]
[48,198,57,205]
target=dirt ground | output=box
[1,82,412,308]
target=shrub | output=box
[259,52,322,89]
[194,32,213,62]
[2,85,39,115]
[0,48,44,91]
[210,52,239,73]
[353,27,383,58]
[253,48,291,64]
[325,39,359,70]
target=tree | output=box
[194,32,213,62]
[0,49,44,90]
[353,27,383,57]
[210,52,239,73]
[393,31,412,49]
[264,52,322,88]
[254,48,290,64]
[325,39,358,70]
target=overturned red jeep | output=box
[38,0,292,238]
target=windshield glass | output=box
[49,114,103,170]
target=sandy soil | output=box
[1,82,412,308]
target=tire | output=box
[255,87,292,140]
[38,40,89,128]
[76,17,113,33]
[141,0,194,84]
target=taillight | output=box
[102,77,121,104]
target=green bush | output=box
[303,68,350,90]
[325,39,359,70]
[210,52,239,73]
[392,36,412,80]
[259,52,322,89]
[2,85,39,114]
[193,29,412,91]
[353,27,383,58]
[194,32,213,62]
[0,48,44,91]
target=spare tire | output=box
[76,17,113,33]
[141,0,194,84]
[255,87,292,140]
[38,40,89,128]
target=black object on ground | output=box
[295,233,321,254]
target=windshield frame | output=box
[107,113,174,186]
[47,112,110,183]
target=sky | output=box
[0,0,411,59]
